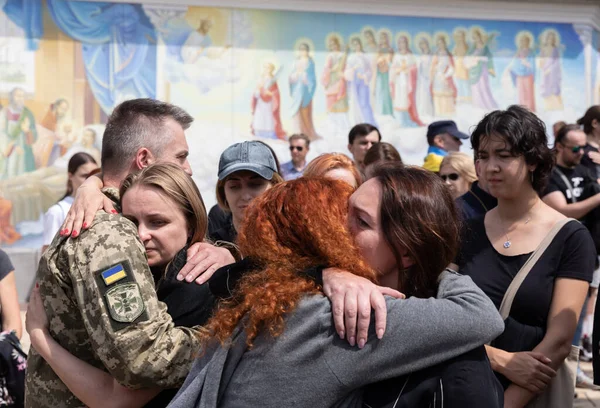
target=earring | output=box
[530,171,534,185]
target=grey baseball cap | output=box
[218,141,277,180]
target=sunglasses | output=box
[570,146,584,154]
[440,173,460,181]
[290,146,304,152]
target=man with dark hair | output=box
[423,120,468,173]
[281,133,310,180]
[347,123,381,170]
[26,98,235,406]
[542,123,600,389]
[542,124,600,218]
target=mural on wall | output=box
[0,0,596,249]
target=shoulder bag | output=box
[498,217,578,408]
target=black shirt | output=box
[209,220,237,244]
[145,248,216,407]
[581,144,600,179]
[543,164,596,205]
[207,205,232,239]
[456,181,498,221]
[457,217,594,387]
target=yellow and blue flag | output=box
[101,264,127,286]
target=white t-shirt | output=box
[43,196,74,246]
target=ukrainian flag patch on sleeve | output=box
[101,264,127,286]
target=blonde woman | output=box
[439,152,477,199]
[27,163,216,407]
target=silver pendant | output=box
[503,240,511,249]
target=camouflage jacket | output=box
[25,188,201,407]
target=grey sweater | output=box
[168,271,504,408]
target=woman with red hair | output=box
[303,152,362,187]
[168,165,504,407]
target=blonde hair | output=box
[303,153,363,186]
[120,163,208,244]
[216,172,284,212]
[440,152,477,184]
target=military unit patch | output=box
[95,260,149,330]
[105,283,145,323]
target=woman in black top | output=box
[454,105,595,408]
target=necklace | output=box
[502,217,530,249]
[499,202,538,249]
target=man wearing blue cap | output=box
[423,120,469,173]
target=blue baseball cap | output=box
[426,120,469,140]
[218,141,277,180]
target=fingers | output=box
[355,292,371,349]
[195,264,219,285]
[371,290,387,340]
[330,291,346,340]
[177,250,210,281]
[60,212,75,237]
[378,286,406,299]
[537,362,557,378]
[529,352,552,365]
[344,289,358,347]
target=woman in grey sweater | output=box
[169,164,504,408]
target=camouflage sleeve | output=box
[68,214,200,389]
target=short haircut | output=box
[578,105,600,135]
[288,133,310,148]
[471,105,554,194]
[440,152,477,184]
[554,124,583,146]
[101,98,193,175]
[363,142,402,167]
[348,123,381,145]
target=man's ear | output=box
[433,135,444,149]
[134,147,154,170]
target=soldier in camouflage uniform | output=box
[25,99,233,407]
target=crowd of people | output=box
[0,99,598,407]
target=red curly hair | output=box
[303,153,363,186]
[201,177,376,348]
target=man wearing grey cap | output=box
[211,140,283,243]
[422,120,469,173]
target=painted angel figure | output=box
[508,31,536,112]
[344,36,377,127]
[372,30,394,116]
[452,28,471,103]
[431,33,457,116]
[538,29,563,111]
[389,34,423,127]
[465,27,499,110]
[251,62,286,140]
[415,34,435,118]
[289,42,320,140]
[321,34,350,133]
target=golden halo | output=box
[453,26,468,40]
[361,26,377,41]
[395,31,413,50]
[293,37,315,56]
[414,32,433,51]
[433,31,451,48]
[348,33,364,50]
[515,30,535,49]
[539,28,561,47]
[324,32,344,50]
[377,28,393,46]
